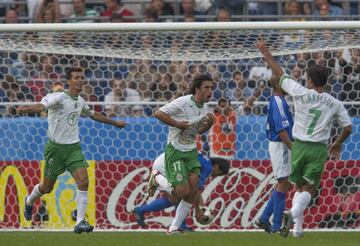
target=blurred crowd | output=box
[0,0,359,24]
[1,48,359,118]
[0,1,359,118]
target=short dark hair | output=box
[190,74,213,95]
[210,158,230,175]
[66,67,83,80]
[306,64,328,87]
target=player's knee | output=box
[174,184,190,198]
[276,178,291,192]
[76,177,89,190]
[302,184,316,197]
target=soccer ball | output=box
[196,206,214,225]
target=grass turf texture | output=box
[0,231,358,246]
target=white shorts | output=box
[152,152,166,176]
[268,141,291,180]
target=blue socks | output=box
[137,197,173,214]
[260,190,275,223]
[272,190,286,231]
[260,190,286,231]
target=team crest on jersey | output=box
[176,173,183,181]
[67,112,79,126]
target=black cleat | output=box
[279,212,294,238]
[255,219,272,233]
[133,207,146,227]
[24,197,33,221]
[74,220,94,234]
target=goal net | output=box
[0,22,359,231]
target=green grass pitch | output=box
[1,231,359,246]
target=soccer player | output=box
[133,152,230,229]
[257,39,352,237]
[16,67,126,234]
[255,75,294,233]
[154,74,214,234]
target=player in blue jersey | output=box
[133,152,230,230]
[255,74,294,233]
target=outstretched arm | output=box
[16,104,46,115]
[90,111,126,129]
[256,38,284,79]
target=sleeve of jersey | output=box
[40,93,62,109]
[279,74,307,97]
[272,98,290,134]
[336,103,352,128]
[159,99,182,116]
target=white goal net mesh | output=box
[0,23,359,231]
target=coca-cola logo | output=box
[105,166,275,229]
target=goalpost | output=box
[0,22,359,231]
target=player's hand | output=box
[256,37,269,55]
[175,120,189,129]
[114,120,126,129]
[205,113,215,124]
[16,106,27,115]
[329,143,342,161]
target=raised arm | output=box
[16,104,46,115]
[90,111,126,129]
[154,109,189,129]
[256,38,284,79]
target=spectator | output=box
[216,8,231,22]
[283,0,305,21]
[67,0,99,23]
[180,0,201,17]
[149,0,174,17]
[104,79,142,117]
[34,0,61,23]
[150,73,177,101]
[312,0,343,18]
[143,6,159,22]
[291,66,306,85]
[4,7,18,23]
[101,0,134,22]
[212,0,244,15]
[26,55,60,102]
[225,70,247,100]
[3,75,35,117]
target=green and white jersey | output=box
[280,74,352,144]
[41,91,94,144]
[159,95,208,152]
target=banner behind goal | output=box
[0,22,359,230]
